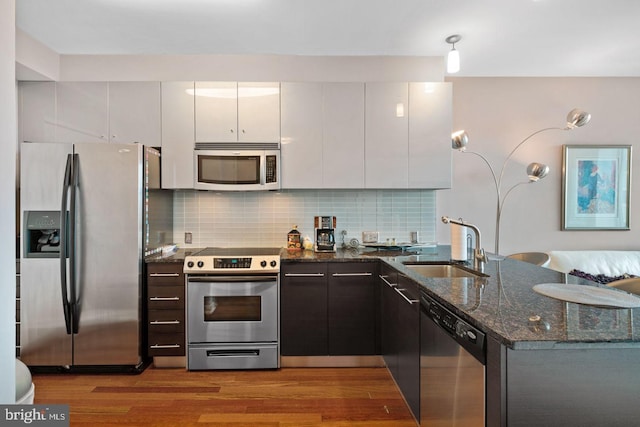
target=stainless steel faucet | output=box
[442,216,487,272]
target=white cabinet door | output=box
[238,82,280,142]
[56,82,109,143]
[408,82,452,189]
[280,82,323,188]
[162,81,195,189]
[195,81,280,143]
[323,83,365,188]
[365,83,409,188]
[195,81,238,143]
[19,81,57,143]
[109,82,161,146]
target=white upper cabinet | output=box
[56,82,109,143]
[195,81,237,143]
[408,82,452,189]
[161,81,195,189]
[195,81,280,144]
[238,82,281,143]
[280,82,365,189]
[280,82,323,188]
[365,83,409,188]
[19,81,56,143]
[364,82,452,189]
[19,81,162,146]
[322,83,365,188]
[108,82,161,146]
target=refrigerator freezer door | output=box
[20,142,74,367]
[72,143,143,366]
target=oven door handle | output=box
[187,276,278,283]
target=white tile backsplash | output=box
[173,189,436,248]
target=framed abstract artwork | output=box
[562,145,631,230]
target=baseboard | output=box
[280,355,385,368]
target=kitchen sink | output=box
[403,263,487,278]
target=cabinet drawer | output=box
[147,264,184,285]
[148,285,185,309]
[148,309,184,333]
[148,331,185,356]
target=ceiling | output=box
[15,0,640,77]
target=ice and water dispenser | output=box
[23,211,62,258]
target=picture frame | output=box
[562,145,631,230]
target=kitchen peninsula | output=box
[281,246,640,427]
[149,246,640,426]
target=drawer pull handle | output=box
[284,273,325,277]
[150,320,181,325]
[150,344,180,349]
[379,274,397,288]
[149,273,180,277]
[150,297,180,301]
[395,288,419,305]
[332,272,373,277]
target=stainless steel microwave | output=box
[194,149,280,191]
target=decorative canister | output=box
[287,225,302,251]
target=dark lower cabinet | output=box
[380,264,399,376]
[328,262,378,355]
[395,274,420,420]
[380,268,420,421]
[280,263,328,356]
[280,261,378,356]
[146,263,186,357]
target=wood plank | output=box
[32,367,417,426]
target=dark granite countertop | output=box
[145,247,203,263]
[149,245,640,350]
[282,245,640,350]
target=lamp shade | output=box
[527,162,550,181]
[447,48,460,73]
[566,109,591,129]
[451,130,468,150]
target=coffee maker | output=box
[314,216,336,252]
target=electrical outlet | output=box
[184,232,192,244]
[362,231,379,243]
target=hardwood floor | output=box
[33,367,418,426]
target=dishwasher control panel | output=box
[421,291,486,363]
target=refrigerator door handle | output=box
[60,153,73,335]
[70,153,80,334]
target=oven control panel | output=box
[184,255,280,273]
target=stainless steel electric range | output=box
[184,247,280,370]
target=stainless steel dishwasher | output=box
[420,291,486,427]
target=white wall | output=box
[15,29,60,81]
[437,77,640,255]
[57,55,444,82]
[1,0,17,403]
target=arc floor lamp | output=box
[451,108,591,256]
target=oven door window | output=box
[204,296,261,322]
[198,155,260,185]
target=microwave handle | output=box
[260,153,266,185]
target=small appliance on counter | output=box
[287,225,302,251]
[314,216,336,252]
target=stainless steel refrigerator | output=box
[19,142,172,372]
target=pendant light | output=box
[446,34,461,73]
